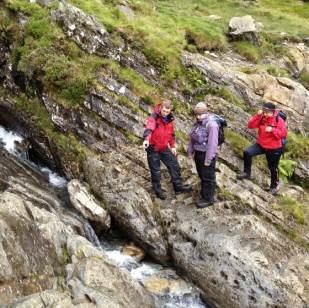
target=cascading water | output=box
[0,125,67,188]
[0,124,206,307]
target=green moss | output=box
[217,189,237,202]
[299,71,309,90]
[225,129,251,157]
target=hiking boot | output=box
[269,186,279,196]
[236,172,251,180]
[174,184,193,195]
[196,198,214,208]
[154,189,167,200]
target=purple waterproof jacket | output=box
[187,113,219,165]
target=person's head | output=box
[262,102,276,117]
[193,102,208,120]
[160,99,173,117]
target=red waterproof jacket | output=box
[248,111,287,149]
[143,104,176,151]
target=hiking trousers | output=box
[146,146,182,192]
[194,151,216,202]
[243,143,282,188]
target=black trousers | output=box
[243,143,282,188]
[194,151,216,202]
[147,146,182,191]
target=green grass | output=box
[285,132,309,161]
[299,71,309,90]
[225,128,251,157]
[278,196,308,225]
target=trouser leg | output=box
[160,147,183,189]
[147,146,162,192]
[243,143,264,175]
[265,148,282,188]
[195,151,217,202]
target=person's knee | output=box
[244,149,252,157]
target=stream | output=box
[0,124,206,308]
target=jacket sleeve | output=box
[169,123,176,148]
[143,116,156,141]
[205,122,219,164]
[248,114,263,129]
[272,117,287,139]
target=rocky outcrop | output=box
[51,2,159,83]
[84,155,169,262]
[228,15,262,44]
[170,207,309,307]
[182,51,309,134]
[0,148,154,306]
[68,179,111,230]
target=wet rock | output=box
[67,179,111,230]
[83,155,168,262]
[66,235,155,307]
[122,243,145,262]
[228,15,262,44]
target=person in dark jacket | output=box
[143,100,192,200]
[237,102,287,195]
[188,102,219,208]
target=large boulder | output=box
[229,15,262,44]
[170,208,309,307]
[83,155,168,262]
[68,179,111,230]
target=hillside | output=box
[0,0,309,307]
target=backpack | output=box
[276,110,287,151]
[206,114,227,146]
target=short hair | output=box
[161,99,172,109]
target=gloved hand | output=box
[143,140,149,149]
[171,147,177,156]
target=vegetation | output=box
[299,71,309,90]
[224,129,251,157]
[277,196,308,225]
[285,132,309,161]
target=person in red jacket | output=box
[143,100,192,200]
[237,102,287,195]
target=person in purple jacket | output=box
[188,102,219,208]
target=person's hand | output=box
[188,154,193,160]
[204,161,211,166]
[265,126,273,132]
[143,140,149,149]
[171,147,177,156]
[257,110,263,115]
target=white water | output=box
[0,125,67,188]
[0,126,23,154]
[0,125,205,307]
[99,236,206,308]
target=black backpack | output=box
[206,114,227,146]
[277,110,287,151]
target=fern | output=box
[279,159,297,183]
